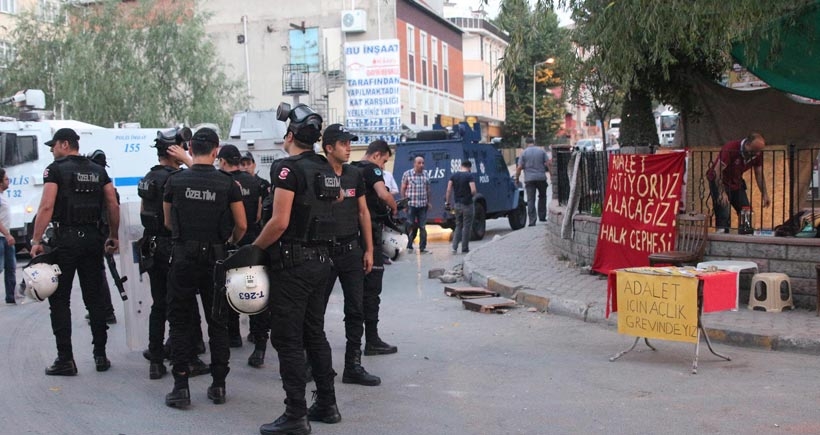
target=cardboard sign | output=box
[615,270,698,343]
[592,152,686,274]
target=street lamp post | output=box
[531,58,555,142]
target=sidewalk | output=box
[463,223,820,355]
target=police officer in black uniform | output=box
[163,128,247,408]
[138,135,209,380]
[253,104,341,435]
[30,128,121,376]
[216,145,266,356]
[240,151,274,367]
[87,149,118,325]
[320,124,381,387]
[351,140,399,356]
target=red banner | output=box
[592,152,686,274]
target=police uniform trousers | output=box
[48,225,109,360]
[362,222,385,341]
[146,236,204,362]
[166,241,229,372]
[269,253,333,414]
[322,238,365,357]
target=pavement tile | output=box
[464,224,820,356]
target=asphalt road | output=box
[2,219,819,435]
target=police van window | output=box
[0,133,38,167]
[495,155,507,173]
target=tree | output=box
[495,0,574,147]
[544,0,814,146]
[566,50,623,149]
[1,0,245,131]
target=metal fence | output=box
[554,145,820,233]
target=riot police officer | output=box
[351,140,399,355]
[320,124,381,386]
[253,104,340,435]
[138,133,208,380]
[163,128,247,408]
[216,145,267,360]
[87,149,117,325]
[240,151,274,364]
[30,128,121,376]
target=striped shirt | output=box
[401,169,430,207]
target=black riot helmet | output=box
[276,102,323,145]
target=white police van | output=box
[1,90,164,251]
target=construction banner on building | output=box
[344,39,401,145]
[592,152,686,274]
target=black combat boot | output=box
[190,357,211,377]
[260,399,310,435]
[207,365,230,405]
[342,349,381,386]
[45,358,77,376]
[307,374,342,424]
[94,355,111,372]
[248,342,266,368]
[149,362,167,380]
[364,321,398,355]
[165,367,191,408]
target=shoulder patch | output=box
[43,168,49,178]
[278,167,291,180]
[374,168,382,176]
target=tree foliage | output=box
[495,0,574,147]
[1,0,245,131]
[543,0,816,145]
[566,50,623,149]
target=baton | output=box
[105,253,128,301]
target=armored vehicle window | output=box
[0,133,38,167]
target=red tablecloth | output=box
[606,269,737,318]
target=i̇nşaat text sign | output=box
[592,152,686,274]
[615,270,698,343]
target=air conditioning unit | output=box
[341,10,367,33]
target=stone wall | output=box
[546,202,820,309]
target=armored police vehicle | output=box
[393,122,527,240]
[0,89,167,251]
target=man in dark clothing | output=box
[706,132,771,232]
[321,124,381,387]
[30,128,121,376]
[515,136,549,226]
[218,144,263,351]
[446,159,477,254]
[138,139,208,380]
[351,140,399,356]
[253,104,340,435]
[87,150,118,325]
[162,128,247,408]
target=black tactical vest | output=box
[138,165,174,236]
[167,165,234,243]
[258,174,273,224]
[53,156,106,226]
[351,160,388,219]
[230,170,261,229]
[331,165,362,238]
[280,152,340,245]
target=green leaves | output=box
[2,0,245,131]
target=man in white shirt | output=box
[0,169,17,304]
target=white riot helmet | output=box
[221,245,270,315]
[382,227,408,261]
[21,251,62,302]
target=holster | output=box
[137,236,154,274]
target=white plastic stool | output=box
[697,260,759,311]
[748,273,793,312]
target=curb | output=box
[463,239,820,356]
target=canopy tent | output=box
[731,0,820,100]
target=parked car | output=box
[575,138,603,152]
